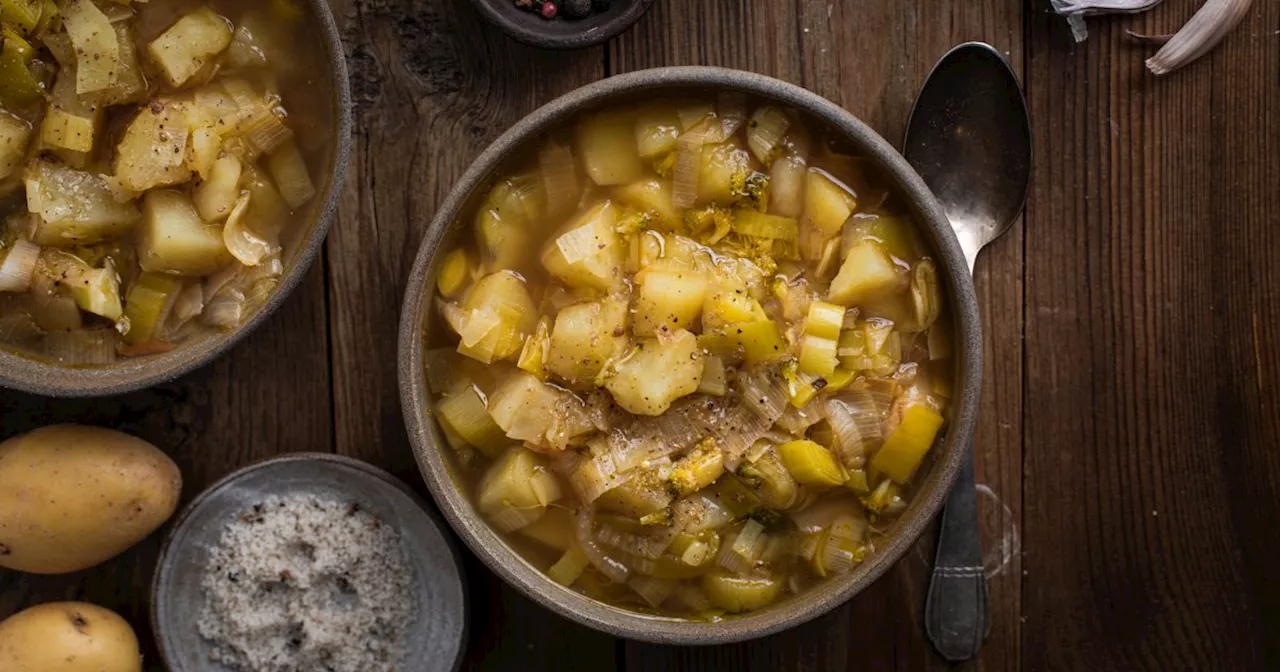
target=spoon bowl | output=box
[905,43,1032,269]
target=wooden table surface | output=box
[3,0,1278,669]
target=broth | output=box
[0,0,335,365]
[425,94,955,617]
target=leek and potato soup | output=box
[426,94,955,617]
[0,0,332,364]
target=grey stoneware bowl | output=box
[151,453,468,672]
[0,0,352,398]
[398,66,983,645]
[468,0,656,49]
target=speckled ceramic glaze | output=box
[0,0,353,398]
[151,453,468,672]
[398,67,984,645]
[468,0,655,49]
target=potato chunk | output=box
[115,100,192,192]
[828,241,904,307]
[137,190,229,276]
[26,159,140,246]
[541,201,623,291]
[633,267,708,336]
[147,8,233,88]
[605,329,704,416]
[577,111,643,186]
[547,298,627,383]
[804,170,856,237]
[612,178,680,227]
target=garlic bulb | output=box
[1050,0,1164,42]
[1144,0,1255,74]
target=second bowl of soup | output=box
[400,67,981,644]
[0,0,350,396]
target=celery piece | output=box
[805,300,846,341]
[697,355,727,396]
[909,259,941,331]
[436,385,508,457]
[702,571,783,613]
[828,241,903,307]
[0,27,40,107]
[871,404,944,484]
[803,170,856,237]
[797,335,838,378]
[148,8,234,88]
[605,330,704,416]
[436,249,473,300]
[123,272,180,345]
[729,320,788,364]
[266,141,316,210]
[547,545,590,587]
[777,439,846,487]
[733,210,799,243]
[577,110,643,186]
[633,267,708,336]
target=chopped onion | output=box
[708,92,747,143]
[831,389,885,450]
[223,192,279,266]
[671,124,706,209]
[555,223,601,265]
[167,282,205,334]
[822,398,868,468]
[777,404,821,435]
[628,574,676,608]
[594,515,678,560]
[44,329,117,365]
[0,239,40,292]
[203,288,246,329]
[240,106,294,157]
[768,153,806,218]
[674,585,712,612]
[747,106,791,165]
[737,368,789,423]
[266,141,315,210]
[576,507,630,583]
[717,520,767,575]
[673,493,736,534]
[489,506,545,534]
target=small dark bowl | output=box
[468,0,656,50]
[0,0,352,398]
[398,67,983,644]
[151,453,468,672]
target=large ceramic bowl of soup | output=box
[0,0,350,396]
[399,67,982,644]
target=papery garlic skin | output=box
[1145,0,1255,74]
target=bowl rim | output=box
[0,0,353,398]
[149,452,470,672]
[397,66,983,645]
[466,0,656,50]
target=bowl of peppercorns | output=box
[468,0,656,49]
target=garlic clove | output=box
[1145,0,1255,75]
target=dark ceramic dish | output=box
[398,67,983,644]
[468,0,656,49]
[0,0,353,398]
[151,453,468,672]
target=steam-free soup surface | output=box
[0,0,333,365]
[427,94,955,617]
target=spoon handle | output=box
[924,443,990,661]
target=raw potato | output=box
[0,602,141,672]
[0,425,182,575]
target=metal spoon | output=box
[902,42,1032,661]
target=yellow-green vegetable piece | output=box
[777,439,846,487]
[605,329,704,416]
[476,446,558,532]
[122,272,179,345]
[828,241,903,307]
[436,384,508,457]
[0,28,41,106]
[26,159,140,247]
[702,571,784,613]
[871,404,944,483]
[805,300,845,340]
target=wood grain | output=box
[324,0,619,668]
[1023,0,1279,669]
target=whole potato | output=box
[0,602,142,672]
[0,425,182,574]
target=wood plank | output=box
[613,1,1024,669]
[323,0,619,668]
[1022,0,1279,668]
[0,261,334,668]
